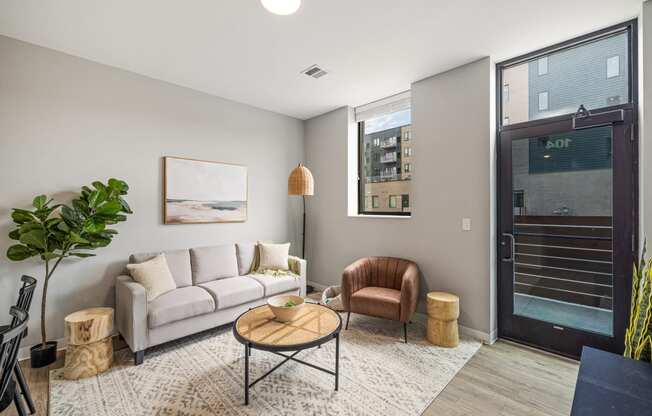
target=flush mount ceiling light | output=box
[260,0,301,15]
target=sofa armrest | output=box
[289,256,307,297]
[115,275,148,352]
[399,263,420,322]
[341,258,370,312]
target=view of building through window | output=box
[359,108,412,214]
[502,31,629,125]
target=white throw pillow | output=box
[126,254,177,301]
[257,242,291,271]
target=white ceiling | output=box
[0,0,643,120]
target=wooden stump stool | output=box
[426,292,460,347]
[63,307,114,380]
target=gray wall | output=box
[304,58,493,336]
[0,35,305,347]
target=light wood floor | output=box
[5,339,578,416]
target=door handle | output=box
[502,233,515,262]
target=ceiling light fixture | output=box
[260,0,301,15]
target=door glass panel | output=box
[502,31,629,125]
[511,125,613,336]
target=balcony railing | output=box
[380,152,397,163]
[380,137,397,148]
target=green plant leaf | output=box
[7,244,36,261]
[41,252,61,261]
[95,200,122,215]
[108,178,129,194]
[19,229,46,250]
[19,222,42,234]
[11,209,36,224]
[92,181,107,192]
[68,252,96,258]
[8,229,20,240]
[118,197,133,214]
[61,205,82,228]
[83,218,106,233]
[32,195,47,210]
[69,232,89,244]
[44,217,62,230]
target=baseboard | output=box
[459,325,497,344]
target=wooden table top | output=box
[234,304,341,348]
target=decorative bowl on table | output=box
[267,295,305,322]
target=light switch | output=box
[462,218,472,231]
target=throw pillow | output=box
[126,254,177,301]
[257,242,291,272]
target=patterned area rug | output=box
[50,313,481,415]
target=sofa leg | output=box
[403,322,408,344]
[134,350,145,366]
[345,311,351,330]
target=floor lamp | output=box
[288,164,314,259]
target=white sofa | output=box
[115,242,306,364]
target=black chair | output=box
[0,276,37,414]
[0,307,30,416]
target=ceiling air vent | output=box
[301,64,328,79]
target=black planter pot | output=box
[30,341,57,368]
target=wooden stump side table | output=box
[63,307,114,380]
[426,292,460,347]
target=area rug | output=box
[49,313,481,415]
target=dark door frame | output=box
[495,19,639,358]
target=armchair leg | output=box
[403,322,408,344]
[134,350,144,366]
[14,364,35,414]
[345,312,351,330]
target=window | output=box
[607,55,620,78]
[356,91,412,216]
[500,30,630,125]
[538,91,549,111]
[402,194,410,209]
[537,57,548,75]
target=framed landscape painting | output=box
[164,156,247,224]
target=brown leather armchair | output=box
[341,257,419,343]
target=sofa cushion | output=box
[257,242,290,271]
[236,243,257,276]
[190,244,239,284]
[246,273,301,296]
[126,254,177,302]
[350,286,401,321]
[148,286,215,328]
[199,276,264,310]
[130,249,192,288]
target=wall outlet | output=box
[462,218,472,231]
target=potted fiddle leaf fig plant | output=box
[6,179,132,368]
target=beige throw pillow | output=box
[126,254,177,301]
[257,242,291,271]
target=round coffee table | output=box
[233,303,342,405]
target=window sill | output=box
[348,214,412,219]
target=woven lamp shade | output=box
[288,164,314,196]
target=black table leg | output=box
[244,343,249,406]
[335,334,340,391]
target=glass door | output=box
[498,109,635,357]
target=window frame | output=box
[497,19,637,131]
[538,91,549,111]
[357,121,411,216]
[537,57,549,75]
